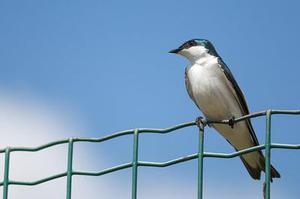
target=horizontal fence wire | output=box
[0,109,299,199]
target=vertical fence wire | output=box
[3,148,10,199]
[131,129,139,199]
[197,124,205,199]
[66,138,74,199]
[265,110,272,199]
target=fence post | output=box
[66,138,74,199]
[197,123,205,199]
[132,129,139,199]
[3,147,10,199]
[265,110,272,199]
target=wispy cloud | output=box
[0,89,111,198]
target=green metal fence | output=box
[1,109,300,199]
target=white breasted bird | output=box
[169,39,280,181]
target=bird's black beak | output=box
[169,48,181,54]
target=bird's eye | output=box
[184,43,190,49]
[185,42,193,48]
[189,41,196,47]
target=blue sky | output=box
[0,0,299,198]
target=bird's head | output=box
[169,39,219,63]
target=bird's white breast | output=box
[187,58,257,153]
[187,58,241,121]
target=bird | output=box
[169,39,280,181]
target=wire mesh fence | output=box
[0,109,299,199]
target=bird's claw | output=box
[228,116,235,129]
[196,116,207,129]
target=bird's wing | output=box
[218,60,281,180]
[217,58,260,146]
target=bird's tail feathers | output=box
[240,153,281,181]
[258,155,281,182]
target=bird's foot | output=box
[228,116,235,129]
[195,116,207,130]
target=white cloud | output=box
[0,89,82,147]
[0,89,116,199]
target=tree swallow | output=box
[169,39,280,181]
